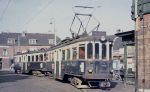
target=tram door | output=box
[56,61,59,78]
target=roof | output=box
[115,30,135,45]
[16,48,47,55]
[115,30,134,37]
[0,32,61,46]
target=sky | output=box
[0,0,134,39]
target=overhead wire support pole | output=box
[132,0,139,92]
[50,18,56,46]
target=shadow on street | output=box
[0,70,30,83]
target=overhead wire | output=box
[0,0,11,21]
[17,0,54,31]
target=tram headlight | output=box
[88,69,93,73]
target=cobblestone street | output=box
[0,70,134,92]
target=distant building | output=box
[0,32,61,70]
[115,30,135,83]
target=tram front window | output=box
[95,43,99,59]
[87,43,93,59]
[102,44,106,59]
[79,44,85,59]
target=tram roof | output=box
[47,34,116,51]
[15,48,47,55]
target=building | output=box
[0,32,60,70]
[131,0,150,91]
[115,30,135,84]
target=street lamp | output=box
[50,18,56,45]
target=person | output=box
[10,63,14,71]
[14,63,21,74]
[120,69,125,81]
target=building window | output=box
[87,43,93,59]
[29,39,37,44]
[7,38,15,44]
[3,49,8,56]
[48,39,54,44]
[79,44,85,59]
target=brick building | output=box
[131,0,150,91]
[0,32,60,70]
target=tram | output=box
[47,31,114,88]
[14,49,54,76]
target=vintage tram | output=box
[14,6,115,88]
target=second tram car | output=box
[14,49,54,76]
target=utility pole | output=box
[17,34,20,52]
[131,0,138,91]
[50,18,56,45]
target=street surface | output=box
[0,70,134,92]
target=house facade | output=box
[0,32,60,70]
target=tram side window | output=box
[57,51,58,59]
[32,56,34,62]
[62,50,65,60]
[52,53,54,61]
[36,55,38,61]
[28,56,30,62]
[72,47,77,60]
[44,53,47,61]
[95,43,99,59]
[23,56,26,61]
[20,57,22,62]
[109,44,112,59]
[40,54,43,61]
[102,44,106,59]
[49,53,51,61]
[67,49,70,60]
[79,44,85,59]
[87,43,93,59]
